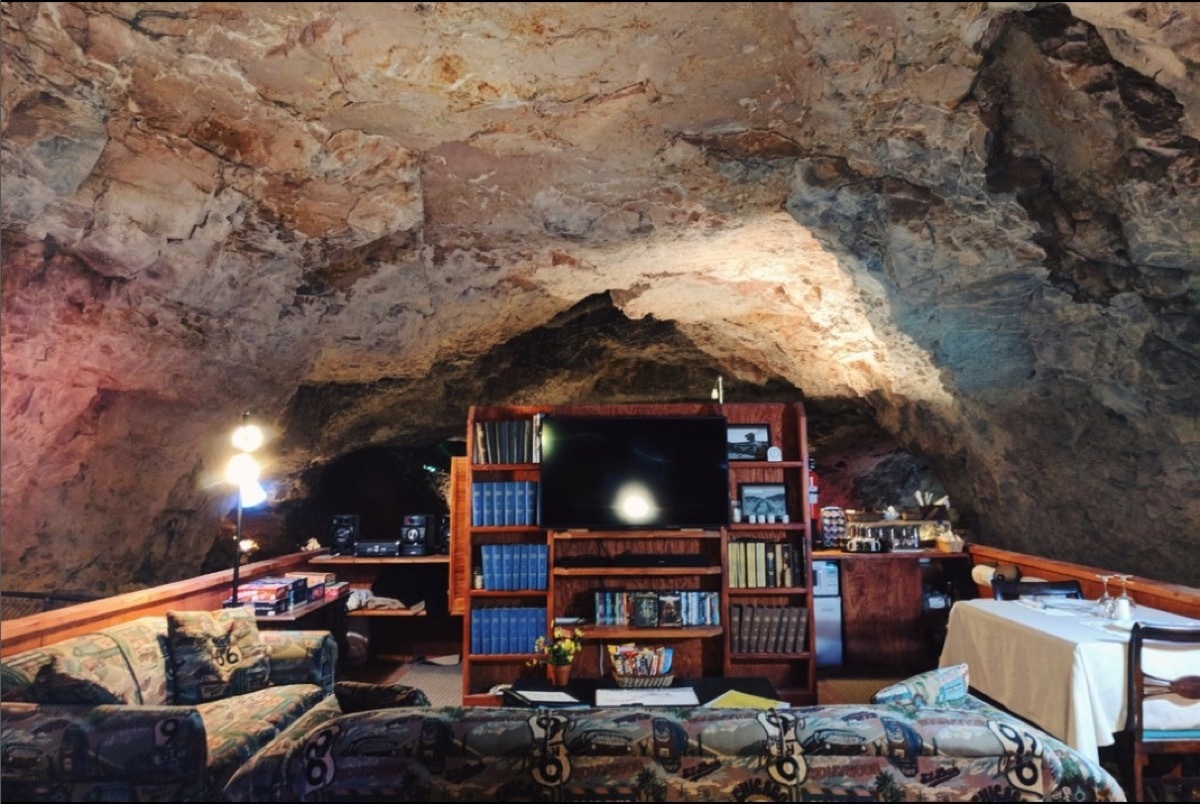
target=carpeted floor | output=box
[396,659,464,707]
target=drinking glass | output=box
[1095,574,1115,619]
[1114,574,1135,620]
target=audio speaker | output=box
[330,514,359,556]
[428,513,451,555]
[400,514,428,557]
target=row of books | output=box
[469,606,547,655]
[473,415,543,464]
[593,590,721,628]
[471,481,539,527]
[729,604,808,655]
[479,543,548,591]
[727,540,804,589]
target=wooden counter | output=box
[812,548,971,670]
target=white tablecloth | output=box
[939,598,1200,762]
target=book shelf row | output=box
[727,539,804,589]
[472,414,543,464]
[478,543,548,591]
[471,481,539,526]
[729,604,808,655]
[469,606,546,655]
[593,589,720,628]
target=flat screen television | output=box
[538,415,730,530]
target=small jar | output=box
[472,567,485,590]
[731,502,742,524]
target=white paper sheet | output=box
[595,687,700,707]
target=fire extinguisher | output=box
[808,457,820,522]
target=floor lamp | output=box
[225,411,267,607]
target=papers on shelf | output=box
[502,688,586,708]
[595,687,700,707]
[703,689,790,710]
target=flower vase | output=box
[547,663,572,686]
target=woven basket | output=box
[611,670,674,688]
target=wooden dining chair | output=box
[1125,622,1200,801]
[991,579,1084,600]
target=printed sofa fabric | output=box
[871,663,970,710]
[0,632,142,705]
[166,608,270,705]
[238,704,1125,802]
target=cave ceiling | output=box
[1,2,1198,595]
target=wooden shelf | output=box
[309,554,451,565]
[550,530,722,541]
[728,523,805,533]
[582,626,722,639]
[346,609,428,618]
[465,653,540,663]
[554,566,722,577]
[730,651,813,660]
[727,586,809,596]
[468,589,547,599]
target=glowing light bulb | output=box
[232,424,264,453]
[239,481,267,508]
[614,482,658,525]
[225,453,261,486]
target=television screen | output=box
[539,415,730,530]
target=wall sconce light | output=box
[225,411,267,607]
[710,375,724,405]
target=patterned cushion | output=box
[334,680,431,712]
[166,608,270,704]
[27,656,126,704]
[871,663,970,709]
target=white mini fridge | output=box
[812,560,843,667]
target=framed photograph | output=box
[727,424,770,461]
[739,483,788,521]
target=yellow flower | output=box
[531,627,586,666]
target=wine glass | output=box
[1095,574,1115,619]
[1113,574,1135,620]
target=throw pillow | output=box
[166,608,270,704]
[27,656,126,705]
[871,663,970,710]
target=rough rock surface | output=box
[2,2,1197,597]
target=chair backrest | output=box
[1126,622,1200,734]
[992,580,1084,601]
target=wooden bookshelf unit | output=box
[454,402,816,706]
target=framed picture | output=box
[739,483,788,521]
[727,424,770,461]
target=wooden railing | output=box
[0,550,325,658]
[967,544,1200,619]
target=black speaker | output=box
[427,514,450,555]
[400,514,428,557]
[331,514,359,556]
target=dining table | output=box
[939,596,1200,763]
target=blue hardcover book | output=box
[514,482,526,526]
[471,608,482,654]
[500,544,514,591]
[481,483,494,527]
[481,608,494,654]
[472,482,483,527]
[481,544,495,591]
[520,543,532,590]
[498,607,510,654]
[503,481,516,527]
[536,544,548,590]
[526,481,537,526]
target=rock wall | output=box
[1,3,1196,597]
